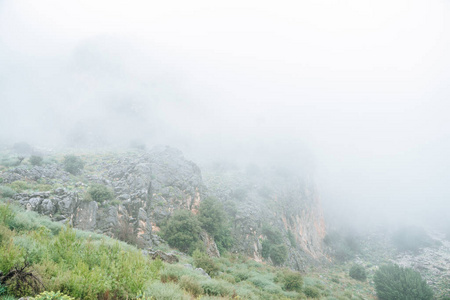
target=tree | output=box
[160,210,202,254]
[198,197,225,236]
[374,264,433,300]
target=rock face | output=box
[1,146,327,269]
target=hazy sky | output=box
[1,0,450,227]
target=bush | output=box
[349,264,366,281]
[261,224,288,266]
[29,156,43,166]
[281,270,303,292]
[179,275,203,297]
[146,282,189,300]
[304,286,321,298]
[374,264,434,300]
[0,186,16,198]
[32,291,74,299]
[160,210,202,254]
[192,249,219,276]
[86,184,114,203]
[392,227,433,253]
[201,279,233,297]
[62,155,84,175]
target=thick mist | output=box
[1,0,450,229]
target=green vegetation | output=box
[280,269,303,292]
[85,183,114,203]
[31,291,74,300]
[261,224,288,266]
[374,264,434,300]
[0,201,162,299]
[349,264,366,281]
[192,249,219,276]
[62,155,84,175]
[160,210,202,254]
[29,156,43,167]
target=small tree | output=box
[63,155,84,175]
[281,270,303,292]
[160,210,202,254]
[198,197,225,236]
[374,264,433,300]
[349,264,366,281]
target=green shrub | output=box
[304,286,321,298]
[261,224,288,266]
[8,181,32,192]
[0,283,7,296]
[374,264,434,300]
[86,184,114,203]
[29,156,43,166]
[201,279,233,297]
[0,203,15,228]
[62,155,84,175]
[193,249,219,276]
[349,264,366,281]
[160,210,202,254]
[281,270,303,292]
[32,291,74,299]
[287,230,296,247]
[179,275,203,297]
[0,186,16,198]
[146,282,189,300]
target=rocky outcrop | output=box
[1,146,327,270]
[203,167,327,270]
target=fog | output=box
[1,0,450,229]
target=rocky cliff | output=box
[0,146,326,270]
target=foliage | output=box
[198,197,224,236]
[304,286,321,298]
[146,282,189,300]
[62,155,84,175]
[192,249,220,276]
[201,279,233,297]
[374,264,434,300]
[29,156,43,166]
[392,226,433,253]
[287,230,296,247]
[281,270,303,292]
[0,187,15,199]
[349,264,366,281]
[160,210,202,254]
[86,183,114,203]
[31,291,74,299]
[261,224,288,266]
[179,275,203,297]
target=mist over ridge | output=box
[1,0,450,230]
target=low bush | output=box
[304,286,321,298]
[201,279,233,297]
[193,250,220,276]
[281,270,303,292]
[62,155,84,175]
[0,186,15,198]
[349,264,366,281]
[374,264,433,300]
[146,282,189,300]
[179,275,203,297]
[86,184,114,203]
